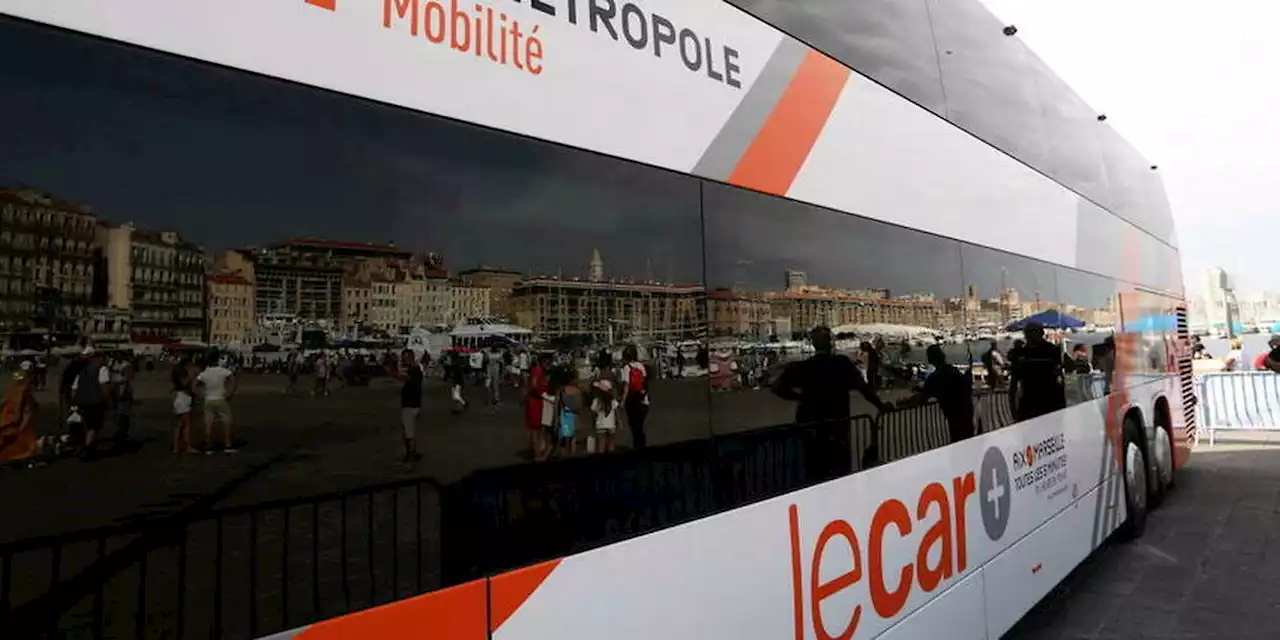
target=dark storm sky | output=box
[0,17,704,283]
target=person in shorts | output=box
[171,357,198,454]
[590,379,619,454]
[70,348,112,457]
[196,358,237,453]
[394,349,424,463]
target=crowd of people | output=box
[1,321,1173,472]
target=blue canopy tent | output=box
[1005,309,1086,332]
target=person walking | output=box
[486,346,503,406]
[394,349,424,463]
[70,348,113,458]
[619,345,651,450]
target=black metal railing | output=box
[1,475,441,640]
[1,391,1018,639]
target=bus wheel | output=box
[1119,417,1149,540]
[1150,419,1174,509]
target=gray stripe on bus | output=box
[257,626,308,640]
[1090,402,1113,548]
[691,38,808,181]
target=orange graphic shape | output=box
[295,578,487,640]
[305,0,337,10]
[489,559,563,632]
[728,50,850,196]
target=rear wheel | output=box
[1150,418,1174,508]
[1119,416,1149,540]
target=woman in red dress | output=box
[523,353,550,459]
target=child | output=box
[590,379,619,454]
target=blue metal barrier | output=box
[1196,372,1280,444]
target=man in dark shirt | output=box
[772,326,886,427]
[1010,322,1066,421]
[897,345,975,444]
[394,349,424,463]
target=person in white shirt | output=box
[196,357,237,453]
[1223,338,1244,372]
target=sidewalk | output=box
[1007,430,1280,639]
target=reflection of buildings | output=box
[964,285,1041,327]
[99,223,206,342]
[207,274,255,344]
[450,284,491,324]
[507,249,704,341]
[243,238,412,322]
[80,307,131,346]
[343,257,459,334]
[0,188,98,332]
[710,270,953,338]
[458,266,523,318]
[709,289,773,338]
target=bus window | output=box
[960,244,1060,430]
[702,181,966,466]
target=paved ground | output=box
[1008,430,1280,639]
[1,365,963,542]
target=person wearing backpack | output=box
[70,348,113,456]
[620,344,650,450]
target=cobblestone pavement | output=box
[1008,431,1280,639]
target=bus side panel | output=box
[873,570,987,640]
[488,401,1115,640]
[980,474,1124,639]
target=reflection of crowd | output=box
[0,346,253,468]
[761,320,1130,466]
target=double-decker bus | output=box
[0,1,1191,638]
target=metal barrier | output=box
[442,391,1021,582]
[0,476,442,640]
[1,391,1015,638]
[1195,371,1280,445]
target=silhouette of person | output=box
[772,326,886,427]
[897,344,975,444]
[1010,322,1066,421]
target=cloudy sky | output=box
[981,0,1277,296]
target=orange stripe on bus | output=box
[305,0,337,10]
[489,559,562,632]
[295,578,487,640]
[727,50,850,197]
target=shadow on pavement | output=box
[1006,440,1280,639]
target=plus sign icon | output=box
[979,445,1012,541]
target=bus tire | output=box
[1119,416,1149,540]
[1150,416,1174,509]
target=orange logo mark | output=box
[789,472,976,639]
[1024,446,1035,467]
[306,0,337,10]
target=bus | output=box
[0,1,1191,639]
